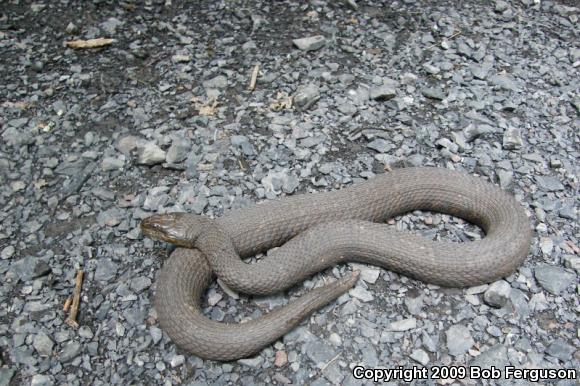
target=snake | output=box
[141,167,532,361]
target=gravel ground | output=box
[1,0,579,385]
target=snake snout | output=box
[141,213,196,247]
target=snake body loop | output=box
[142,167,532,361]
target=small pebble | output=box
[293,35,326,51]
[275,351,288,367]
[387,318,417,332]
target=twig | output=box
[66,270,84,328]
[66,38,115,49]
[248,64,260,91]
[448,30,462,40]
[425,30,462,50]
[63,297,72,312]
[192,96,219,116]
[320,351,342,372]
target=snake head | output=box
[140,213,199,248]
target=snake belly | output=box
[146,167,532,361]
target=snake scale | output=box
[141,167,532,361]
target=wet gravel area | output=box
[0,0,578,385]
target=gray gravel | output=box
[1,0,578,385]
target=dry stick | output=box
[66,270,84,328]
[320,351,342,372]
[425,30,462,50]
[63,297,72,312]
[65,38,115,49]
[249,64,260,91]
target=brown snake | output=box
[141,167,532,361]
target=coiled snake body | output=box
[141,167,531,361]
